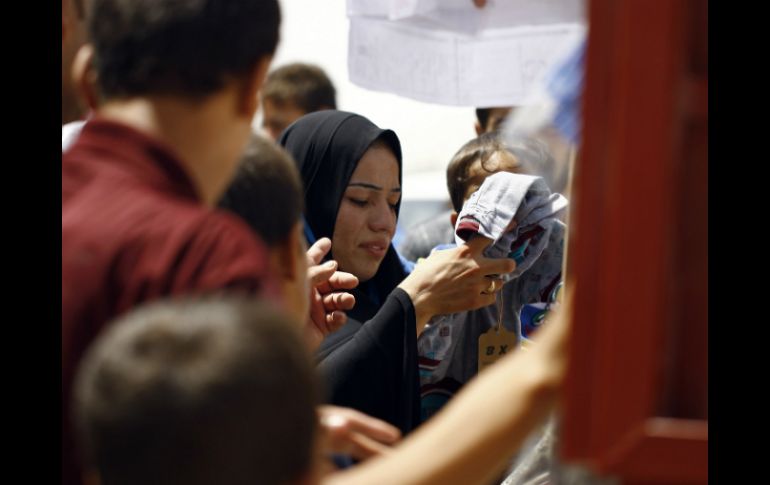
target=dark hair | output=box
[446,132,516,212]
[262,63,337,112]
[218,134,304,246]
[447,133,561,212]
[88,0,281,99]
[73,297,319,485]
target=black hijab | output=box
[281,111,422,434]
[279,110,408,318]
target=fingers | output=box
[464,236,517,276]
[309,264,358,295]
[322,292,356,312]
[325,271,359,291]
[480,278,496,295]
[332,407,402,445]
[480,256,516,276]
[315,271,358,295]
[327,426,394,460]
[308,260,338,286]
[308,287,354,340]
[306,237,332,265]
[319,405,402,447]
[479,276,505,295]
[346,433,395,460]
[463,235,493,255]
[308,289,329,332]
[466,277,502,310]
[320,418,393,461]
[325,310,347,332]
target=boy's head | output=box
[446,132,527,218]
[260,63,337,140]
[73,297,321,485]
[88,0,280,101]
[218,134,309,326]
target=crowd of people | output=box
[62,0,575,484]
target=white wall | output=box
[260,0,478,187]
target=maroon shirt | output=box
[62,118,278,485]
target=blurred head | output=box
[86,0,282,208]
[474,106,514,135]
[88,0,280,101]
[219,134,309,325]
[261,63,337,140]
[73,297,321,485]
[279,111,404,285]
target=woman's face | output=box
[332,144,401,282]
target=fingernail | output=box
[325,260,337,268]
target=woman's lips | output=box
[359,241,389,258]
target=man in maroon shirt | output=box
[62,1,359,483]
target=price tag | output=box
[478,326,518,373]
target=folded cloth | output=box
[455,171,567,279]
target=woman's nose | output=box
[369,202,396,233]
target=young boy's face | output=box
[261,98,307,141]
[462,150,524,203]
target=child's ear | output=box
[450,211,458,227]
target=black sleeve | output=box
[317,288,422,435]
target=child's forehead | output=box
[463,151,523,200]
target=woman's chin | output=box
[348,263,380,284]
[343,251,387,283]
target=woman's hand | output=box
[397,236,516,333]
[306,238,358,350]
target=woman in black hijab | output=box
[280,110,513,435]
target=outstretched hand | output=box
[318,405,402,463]
[305,238,358,350]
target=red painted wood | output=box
[602,419,708,484]
[560,0,708,481]
[560,0,619,459]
